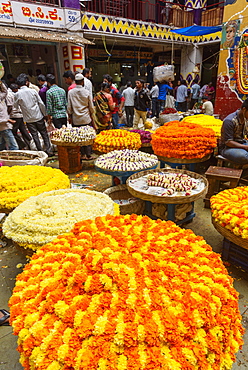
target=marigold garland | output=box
[211,186,248,239]
[182,115,223,138]
[151,121,216,159]
[0,166,70,211]
[3,189,119,250]
[93,130,141,153]
[9,215,243,370]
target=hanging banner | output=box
[64,9,81,31]
[0,0,13,23]
[11,1,64,28]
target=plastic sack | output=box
[0,150,48,166]
[153,65,175,83]
[165,95,175,109]
[159,113,180,125]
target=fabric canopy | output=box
[171,25,222,36]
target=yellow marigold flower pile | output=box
[211,186,248,239]
[3,189,119,251]
[9,215,243,370]
[182,114,223,138]
[151,121,216,159]
[0,166,70,211]
[93,130,141,153]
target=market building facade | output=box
[0,0,91,85]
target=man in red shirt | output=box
[63,71,76,91]
[103,74,125,129]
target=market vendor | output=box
[219,98,248,164]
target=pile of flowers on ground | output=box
[130,129,152,144]
[151,121,216,159]
[50,126,96,144]
[0,166,70,211]
[182,114,223,137]
[9,214,243,370]
[95,149,158,172]
[161,107,177,115]
[3,189,119,250]
[211,186,248,239]
[93,130,141,153]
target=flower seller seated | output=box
[219,98,248,164]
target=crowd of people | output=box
[0,69,216,158]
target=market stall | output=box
[95,149,158,185]
[127,168,208,224]
[51,126,96,174]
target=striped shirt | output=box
[46,84,67,119]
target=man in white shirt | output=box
[123,81,135,127]
[14,74,53,156]
[176,80,188,112]
[82,68,93,98]
[202,96,213,116]
[150,82,159,118]
[67,73,96,160]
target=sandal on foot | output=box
[0,309,10,326]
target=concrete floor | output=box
[0,159,248,369]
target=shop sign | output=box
[11,1,64,28]
[0,1,13,23]
[88,49,153,60]
[64,9,81,31]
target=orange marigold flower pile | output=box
[9,215,243,370]
[151,121,216,159]
[93,130,141,153]
[211,186,248,239]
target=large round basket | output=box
[212,217,248,250]
[103,184,145,215]
[141,142,152,148]
[127,168,208,204]
[0,150,48,166]
[0,208,14,214]
[51,139,94,147]
[95,163,158,177]
[157,153,212,164]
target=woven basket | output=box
[141,142,152,148]
[104,185,145,215]
[157,153,212,164]
[127,168,208,204]
[0,208,14,214]
[212,217,248,250]
[51,139,94,147]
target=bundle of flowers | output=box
[161,107,177,114]
[95,149,158,172]
[182,114,223,137]
[3,189,119,250]
[50,126,96,144]
[9,214,243,370]
[211,186,248,239]
[93,130,141,153]
[151,121,216,159]
[147,172,197,196]
[0,166,70,211]
[130,129,152,144]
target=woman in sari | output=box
[94,82,115,131]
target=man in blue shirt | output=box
[190,79,200,109]
[157,81,173,112]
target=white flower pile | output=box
[95,149,158,172]
[147,172,198,196]
[3,189,117,248]
[50,126,96,143]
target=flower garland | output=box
[95,149,158,172]
[211,186,248,239]
[182,115,223,138]
[93,130,141,153]
[151,121,216,159]
[9,215,243,370]
[3,189,119,250]
[50,126,96,143]
[0,166,70,211]
[130,130,152,144]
